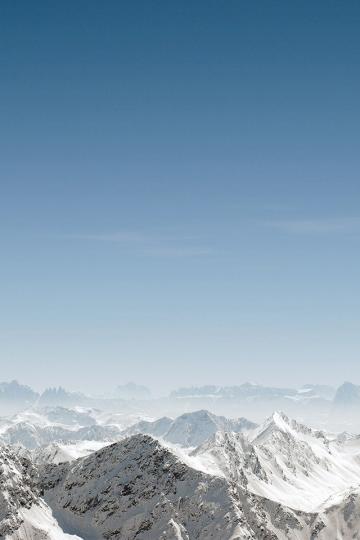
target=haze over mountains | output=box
[1,379,359,431]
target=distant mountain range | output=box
[0,380,359,429]
[170,382,337,401]
[0,380,38,405]
[2,379,359,404]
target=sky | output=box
[0,1,359,394]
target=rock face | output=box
[190,431,268,487]
[0,445,38,537]
[40,434,296,540]
[0,444,82,539]
[317,488,360,535]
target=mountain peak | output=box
[334,382,360,406]
[250,410,325,447]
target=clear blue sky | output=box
[1,1,359,393]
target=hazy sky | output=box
[1,1,359,394]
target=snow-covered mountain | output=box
[122,409,257,447]
[0,421,121,450]
[0,406,122,451]
[0,444,81,539]
[1,417,360,538]
[37,433,360,539]
[0,445,37,536]
[1,396,360,539]
[6,406,98,431]
[37,434,310,539]
[188,411,360,513]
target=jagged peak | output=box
[250,410,326,445]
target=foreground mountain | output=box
[1,424,360,538]
[122,409,257,447]
[38,434,311,539]
[38,434,360,539]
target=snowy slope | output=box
[0,444,81,539]
[0,421,121,450]
[7,501,82,540]
[33,441,112,465]
[189,411,360,513]
[9,407,97,430]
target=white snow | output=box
[8,502,83,539]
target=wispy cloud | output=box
[67,231,145,244]
[264,217,360,235]
[142,246,212,257]
[62,231,212,258]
